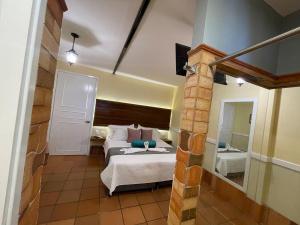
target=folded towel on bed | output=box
[148,148,169,153]
[120,147,169,154]
[120,148,145,154]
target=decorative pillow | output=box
[138,125,161,140]
[141,129,153,141]
[127,128,141,143]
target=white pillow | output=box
[138,125,161,141]
[107,124,134,141]
[110,129,127,141]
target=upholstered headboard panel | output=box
[93,100,171,130]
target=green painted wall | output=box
[276,10,300,75]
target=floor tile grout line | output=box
[41,170,70,223]
[119,205,126,225]
[211,205,238,222]
[41,165,97,223]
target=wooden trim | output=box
[189,44,300,89]
[276,72,300,79]
[93,99,171,130]
[47,0,67,26]
[273,73,300,88]
[189,44,274,78]
[58,0,68,12]
[48,0,68,13]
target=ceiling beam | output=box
[112,0,151,74]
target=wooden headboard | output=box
[93,100,171,130]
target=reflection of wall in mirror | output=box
[231,102,253,151]
[231,133,249,151]
[232,103,252,135]
[219,103,235,146]
[219,102,253,151]
[207,76,268,153]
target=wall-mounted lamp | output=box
[66,32,79,65]
[236,77,246,86]
[183,62,197,75]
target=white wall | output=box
[169,82,185,146]
[0,0,46,224]
[57,61,175,109]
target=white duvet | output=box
[215,152,247,176]
[101,138,176,195]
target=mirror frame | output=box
[212,98,258,192]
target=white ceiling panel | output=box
[59,0,141,70]
[59,0,196,86]
[264,0,300,16]
[118,0,196,85]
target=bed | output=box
[215,151,247,177]
[100,129,176,195]
[93,100,176,195]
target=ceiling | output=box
[59,0,196,86]
[264,0,300,16]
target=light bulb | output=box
[236,78,245,86]
[66,49,78,65]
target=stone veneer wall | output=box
[167,49,216,225]
[18,1,67,224]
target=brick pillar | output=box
[168,49,216,225]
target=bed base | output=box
[109,180,172,195]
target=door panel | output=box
[49,71,97,155]
[52,122,88,154]
[61,77,90,109]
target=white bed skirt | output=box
[216,152,247,176]
[101,154,176,195]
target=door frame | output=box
[212,97,258,192]
[48,70,98,155]
[1,0,47,224]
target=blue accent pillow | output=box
[131,140,156,148]
[131,140,144,147]
[218,142,226,148]
[148,140,156,148]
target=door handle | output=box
[85,121,91,124]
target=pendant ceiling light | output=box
[66,32,79,65]
[236,77,246,87]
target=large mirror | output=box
[213,99,257,190]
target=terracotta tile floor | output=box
[38,154,259,225]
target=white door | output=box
[49,71,97,155]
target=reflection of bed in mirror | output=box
[214,99,257,189]
[215,147,247,186]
